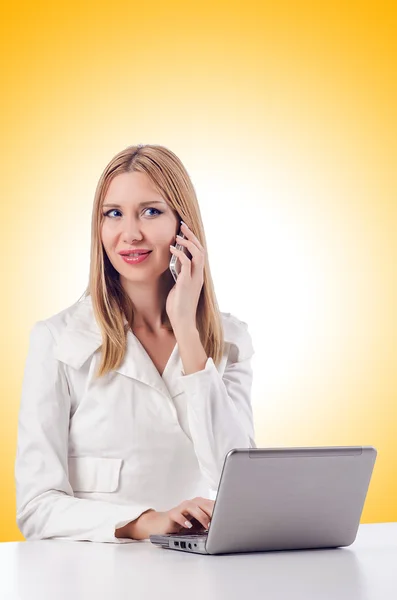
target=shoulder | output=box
[220,311,254,362]
[26,296,101,370]
[29,297,89,342]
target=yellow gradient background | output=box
[1,1,396,542]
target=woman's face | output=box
[101,171,180,282]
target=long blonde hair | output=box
[78,144,224,379]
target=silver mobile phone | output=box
[169,231,187,282]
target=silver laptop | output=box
[150,446,377,555]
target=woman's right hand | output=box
[129,497,215,539]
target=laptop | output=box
[150,445,377,555]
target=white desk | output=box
[1,523,396,600]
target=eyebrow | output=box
[102,200,167,209]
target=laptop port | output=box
[188,543,192,549]
[175,541,179,546]
[181,542,186,549]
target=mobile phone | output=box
[169,230,188,282]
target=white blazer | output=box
[15,295,256,543]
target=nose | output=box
[122,217,144,243]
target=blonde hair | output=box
[78,144,224,379]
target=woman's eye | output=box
[144,207,163,217]
[103,209,121,218]
[102,208,163,218]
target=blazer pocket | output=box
[68,456,123,493]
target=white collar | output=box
[53,295,251,397]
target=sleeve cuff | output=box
[177,357,217,396]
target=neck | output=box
[121,270,174,333]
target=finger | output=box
[194,497,215,516]
[176,498,214,526]
[181,504,211,529]
[201,500,215,518]
[169,509,194,530]
[180,222,206,254]
[176,235,205,265]
[169,246,191,272]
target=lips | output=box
[119,250,152,255]
[120,251,152,265]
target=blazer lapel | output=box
[53,295,175,399]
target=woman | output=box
[15,144,256,543]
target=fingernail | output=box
[184,520,192,528]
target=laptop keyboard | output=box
[162,530,208,538]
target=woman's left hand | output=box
[166,221,206,333]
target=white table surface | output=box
[1,523,396,600]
